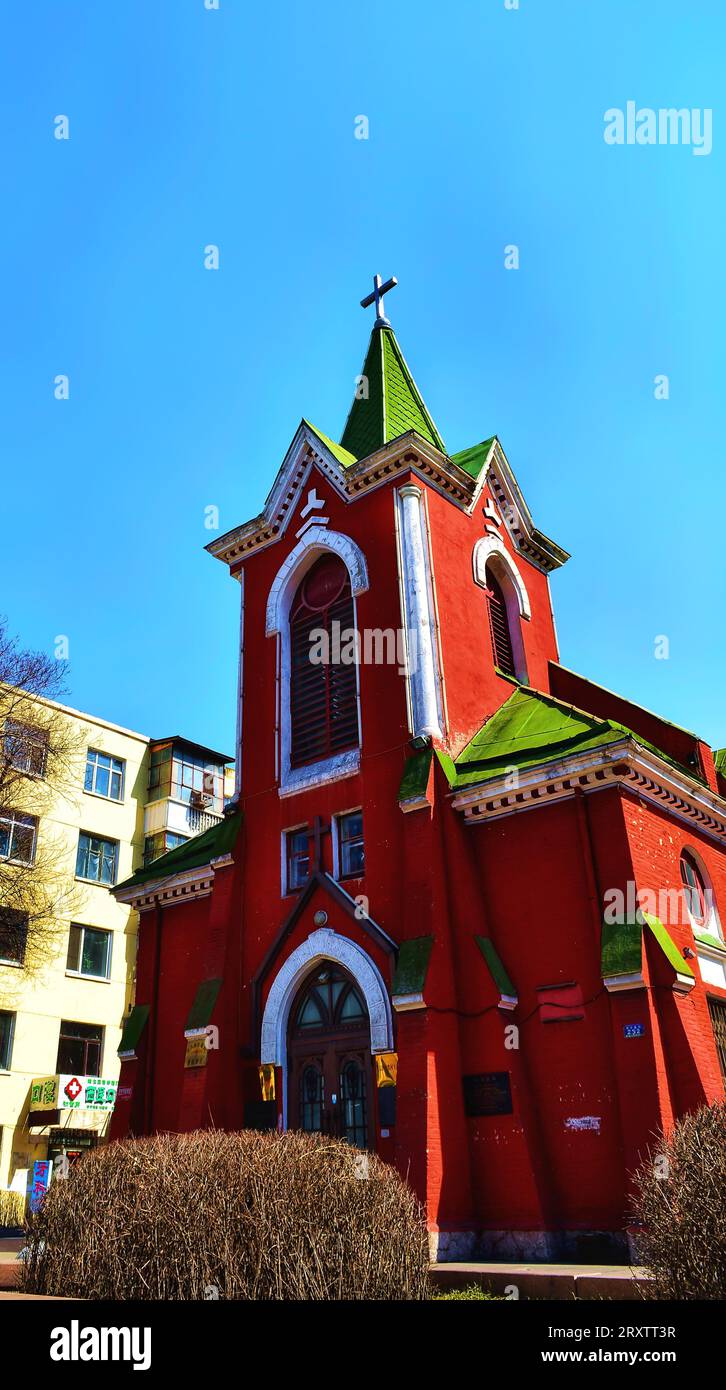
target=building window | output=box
[0,810,37,865]
[285,827,310,893]
[143,831,188,866]
[84,750,125,801]
[147,743,224,812]
[707,997,726,1085]
[680,851,707,926]
[680,849,722,940]
[289,555,358,770]
[0,908,28,966]
[57,1021,103,1076]
[75,833,118,886]
[3,721,48,777]
[484,565,517,678]
[66,924,112,980]
[336,811,364,879]
[0,1012,15,1070]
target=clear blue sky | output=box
[2,1,724,752]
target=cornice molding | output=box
[451,738,726,841]
[113,853,234,914]
[204,424,568,575]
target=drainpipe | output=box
[398,484,442,740]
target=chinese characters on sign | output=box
[29,1159,51,1212]
[29,1075,118,1112]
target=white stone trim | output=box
[396,485,443,740]
[260,928,394,1128]
[392,991,425,1012]
[265,526,369,637]
[473,534,531,620]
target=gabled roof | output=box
[340,325,446,458]
[442,687,694,792]
[114,812,242,893]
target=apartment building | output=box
[0,692,231,1197]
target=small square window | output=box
[56,1020,103,1076]
[337,811,364,879]
[66,924,112,980]
[0,811,37,866]
[4,721,48,777]
[84,750,125,802]
[76,833,118,885]
[285,828,310,893]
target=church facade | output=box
[111,280,726,1260]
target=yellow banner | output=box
[184,1037,208,1070]
[375,1053,398,1088]
[259,1064,276,1101]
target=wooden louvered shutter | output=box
[290,557,359,769]
[485,570,516,677]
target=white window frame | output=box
[65,923,113,982]
[0,810,38,866]
[333,808,365,882]
[84,748,126,802]
[265,528,368,797]
[681,846,723,945]
[282,824,310,896]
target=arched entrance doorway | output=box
[287,961,372,1147]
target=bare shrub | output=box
[21,1129,430,1300]
[0,1190,25,1228]
[631,1100,726,1300]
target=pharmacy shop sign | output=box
[30,1075,118,1112]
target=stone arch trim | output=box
[259,927,394,1065]
[472,535,531,620]
[265,527,370,637]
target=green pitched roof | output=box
[442,687,696,792]
[116,812,242,892]
[450,438,496,480]
[392,937,434,997]
[303,420,358,468]
[340,326,446,459]
[715,748,726,775]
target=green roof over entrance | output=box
[340,325,446,459]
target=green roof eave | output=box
[715,748,726,775]
[601,918,643,978]
[115,812,242,892]
[449,437,496,480]
[642,912,695,980]
[398,747,433,804]
[445,687,702,793]
[392,937,434,998]
[474,936,516,1000]
[303,420,357,468]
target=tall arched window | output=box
[484,564,517,677]
[290,555,358,768]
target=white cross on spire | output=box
[360,273,398,327]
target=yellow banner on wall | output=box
[375,1053,398,1088]
[259,1064,276,1101]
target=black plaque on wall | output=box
[462,1071,513,1117]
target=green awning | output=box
[185,978,223,1033]
[392,937,433,1000]
[117,1004,150,1060]
[641,913,695,983]
[475,936,517,1005]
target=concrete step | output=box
[431,1261,652,1300]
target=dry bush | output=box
[631,1100,726,1300]
[21,1129,430,1301]
[0,1190,25,1228]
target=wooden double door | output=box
[287,963,372,1148]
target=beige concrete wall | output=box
[0,701,149,1194]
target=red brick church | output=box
[111,277,726,1260]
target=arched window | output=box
[680,851,708,927]
[484,565,517,677]
[290,555,358,769]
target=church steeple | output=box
[340,275,446,459]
